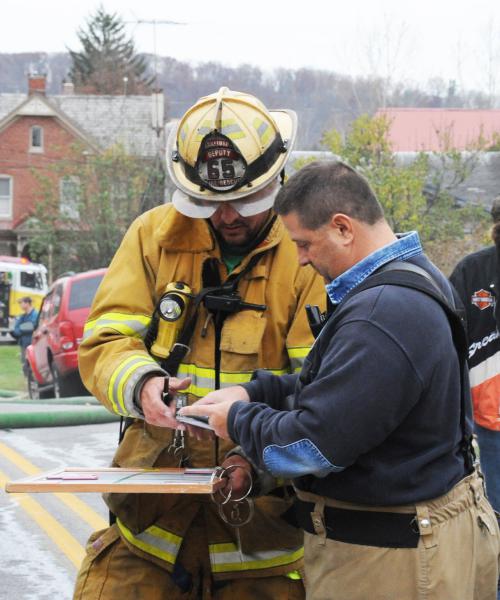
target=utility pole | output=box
[125,17,186,209]
[125,18,187,141]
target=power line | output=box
[124,18,187,88]
[124,18,187,151]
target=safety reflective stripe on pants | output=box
[209,542,304,574]
[107,354,161,415]
[118,519,304,577]
[83,312,151,341]
[286,570,302,580]
[176,364,290,398]
[117,519,181,565]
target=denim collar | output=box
[326,231,423,304]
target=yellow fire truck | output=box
[0,256,48,338]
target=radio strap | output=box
[161,250,265,376]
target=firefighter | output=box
[73,87,325,600]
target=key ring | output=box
[216,464,253,503]
[210,464,255,526]
[217,497,254,527]
[168,429,185,455]
[211,466,232,505]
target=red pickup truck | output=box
[25,268,106,398]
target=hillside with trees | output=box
[0,51,494,149]
[1,8,494,275]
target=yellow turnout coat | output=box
[79,204,325,580]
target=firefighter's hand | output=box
[178,387,249,440]
[140,376,191,428]
[218,455,254,500]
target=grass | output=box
[0,343,26,392]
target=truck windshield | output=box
[69,275,104,310]
[20,271,46,290]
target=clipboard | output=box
[5,467,224,494]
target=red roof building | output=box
[375,108,500,152]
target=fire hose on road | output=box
[0,393,120,428]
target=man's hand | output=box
[140,376,191,428]
[218,454,254,501]
[192,385,250,406]
[178,386,250,440]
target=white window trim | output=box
[0,175,13,219]
[29,125,44,153]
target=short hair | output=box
[19,296,32,304]
[275,160,385,229]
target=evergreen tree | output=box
[68,6,152,95]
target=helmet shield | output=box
[172,178,280,218]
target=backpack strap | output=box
[325,260,475,473]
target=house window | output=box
[60,176,80,219]
[30,126,44,152]
[0,176,13,218]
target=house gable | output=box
[0,75,165,257]
[0,94,99,151]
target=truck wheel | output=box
[27,367,40,401]
[27,367,51,400]
[50,365,83,397]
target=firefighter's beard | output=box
[210,209,272,251]
[216,220,254,246]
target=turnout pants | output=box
[73,511,304,600]
[298,471,500,600]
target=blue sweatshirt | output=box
[13,308,39,350]
[228,232,468,506]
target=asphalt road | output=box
[0,420,118,600]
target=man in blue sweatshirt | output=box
[180,161,500,599]
[12,296,38,375]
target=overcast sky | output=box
[3,0,500,94]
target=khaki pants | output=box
[301,472,500,600]
[73,513,304,600]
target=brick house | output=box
[0,74,165,257]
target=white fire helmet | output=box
[166,87,297,218]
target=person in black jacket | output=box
[450,199,500,515]
[182,161,500,600]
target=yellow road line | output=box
[0,469,85,568]
[0,441,107,530]
[55,494,107,530]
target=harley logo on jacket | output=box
[471,289,495,310]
